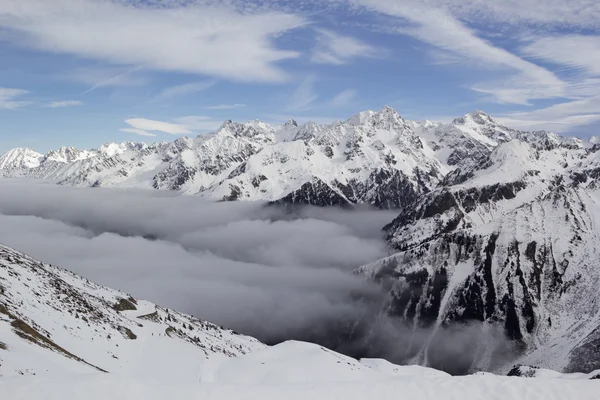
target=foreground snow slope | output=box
[0,243,264,379]
[1,367,598,400]
[199,340,450,385]
[1,242,598,399]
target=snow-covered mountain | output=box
[4,107,591,209]
[0,148,44,174]
[357,136,600,374]
[0,243,264,378]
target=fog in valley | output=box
[0,180,512,374]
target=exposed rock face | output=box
[358,138,600,374]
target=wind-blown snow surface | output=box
[0,243,597,398]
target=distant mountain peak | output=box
[453,110,497,125]
[285,118,298,127]
[0,147,44,171]
[346,106,406,129]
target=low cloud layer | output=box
[0,180,513,374]
[0,180,394,340]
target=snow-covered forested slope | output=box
[2,107,592,209]
[0,243,264,378]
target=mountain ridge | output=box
[1,107,592,209]
[0,242,264,378]
[356,133,600,374]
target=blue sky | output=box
[1,0,599,153]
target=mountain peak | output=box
[452,110,496,125]
[0,147,43,170]
[346,106,405,127]
[285,118,298,127]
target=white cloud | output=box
[0,88,30,109]
[124,118,191,135]
[122,115,222,137]
[350,0,567,105]
[330,89,357,107]
[67,66,149,92]
[204,104,246,110]
[174,116,223,132]
[119,128,158,137]
[44,100,83,108]
[422,0,600,28]
[311,29,380,65]
[497,114,600,133]
[0,0,305,83]
[287,75,318,111]
[497,95,600,132]
[521,35,600,77]
[343,0,600,28]
[158,80,217,100]
[488,34,600,131]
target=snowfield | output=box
[1,356,598,400]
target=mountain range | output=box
[3,107,593,209]
[1,107,600,375]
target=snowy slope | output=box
[1,243,598,399]
[357,138,600,374]
[0,148,43,176]
[0,243,264,379]
[2,107,587,209]
[1,348,598,399]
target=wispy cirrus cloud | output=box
[416,0,600,28]
[311,29,381,65]
[286,75,318,111]
[121,115,222,137]
[65,66,149,92]
[44,100,83,108]
[157,80,217,100]
[0,0,305,83]
[0,88,30,110]
[495,34,600,131]
[355,1,565,104]
[330,89,357,107]
[124,118,191,135]
[520,35,600,77]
